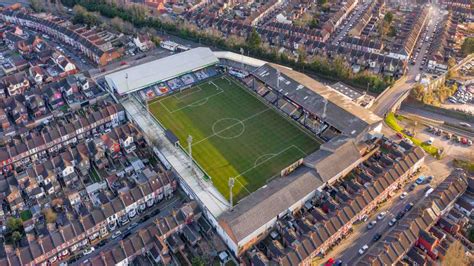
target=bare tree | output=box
[444,241,471,266]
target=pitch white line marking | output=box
[192,108,270,146]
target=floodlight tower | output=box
[187,135,193,169]
[276,69,280,90]
[228,177,235,210]
[318,98,328,134]
[240,48,244,70]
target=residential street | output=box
[70,194,184,265]
[318,155,452,264]
[371,5,440,117]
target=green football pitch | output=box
[149,76,321,202]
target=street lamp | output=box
[228,177,235,210]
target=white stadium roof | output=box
[105,47,218,95]
[213,51,267,68]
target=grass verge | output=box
[453,159,474,174]
[385,113,440,158]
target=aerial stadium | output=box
[105,47,384,256]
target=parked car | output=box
[83,247,95,256]
[389,218,397,227]
[396,211,405,220]
[367,221,377,230]
[459,122,471,128]
[409,184,417,191]
[404,202,414,212]
[427,176,433,183]
[112,230,122,239]
[415,176,425,185]
[377,212,387,220]
[358,245,369,255]
[400,192,408,199]
[373,233,382,242]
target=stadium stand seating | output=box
[320,126,340,141]
[167,78,185,91]
[256,86,269,97]
[264,91,278,104]
[181,73,197,85]
[136,67,220,101]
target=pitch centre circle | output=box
[212,118,245,139]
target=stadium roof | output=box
[105,47,218,95]
[214,51,267,68]
[217,136,362,245]
[218,166,324,244]
[252,64,382,137]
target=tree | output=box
[297,46,307,64]
[30,0,45,12]
[110,17,125,32]
[6,217,23,233]
[444,241,470,266]
[384,12,394,24]
[411,84,425,101]
[309,17,319,29]
[191,257,206,266]
[43,208,57,224]
[388,25,397,37]
[11,231,22,247]
[318,0,328,5]
[461,37,474,56]
[247,29,261,49]
[448,57,456,69]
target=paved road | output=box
[371,5,440,117]
[70,194,184,265]
[327,162,450,264]
[331,1,371,45]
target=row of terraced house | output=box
[0,169,177,266]
[0,103,125,173]
[0,10,123,66]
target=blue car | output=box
[415,176,425,185]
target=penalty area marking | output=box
[157,84,224,114]
[172,85,202,100]
[234,144,307,183]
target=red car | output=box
[396,132,403,139]
[120,61,128,66]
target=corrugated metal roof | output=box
[105,47,218,95]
